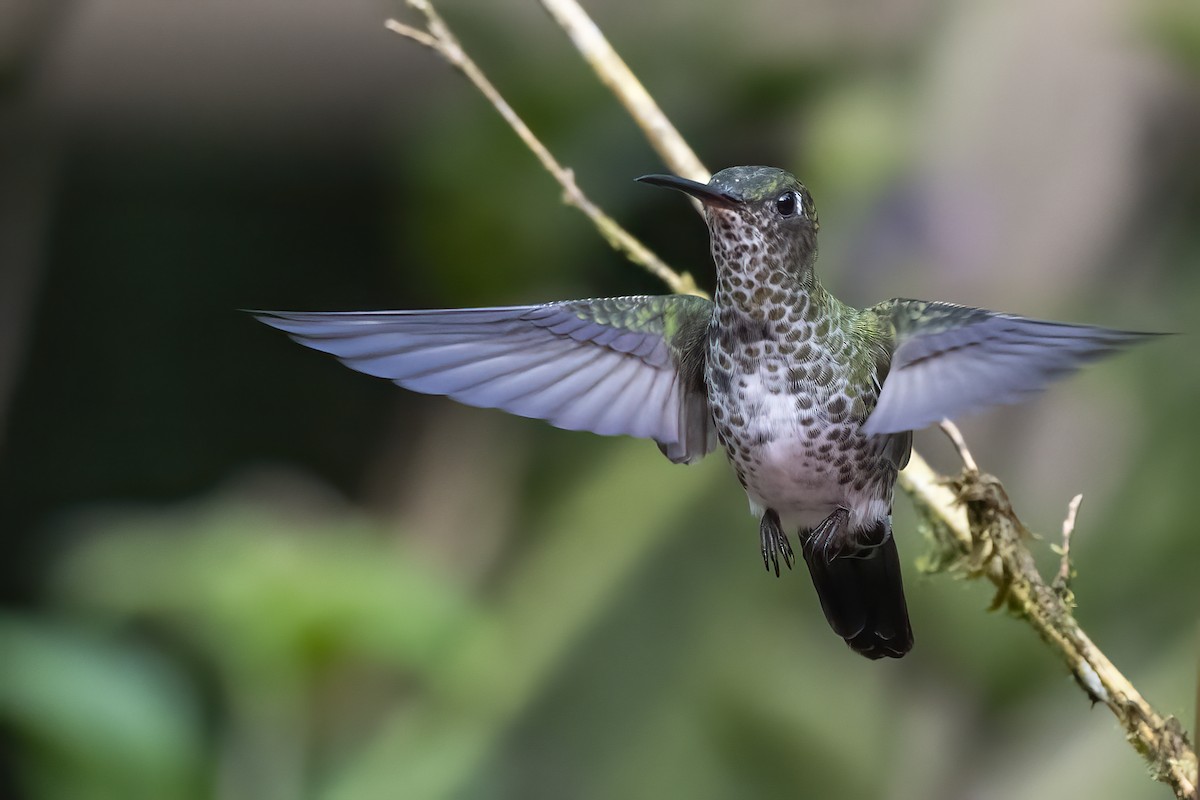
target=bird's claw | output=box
[803,507,851,565]
[760,509,794,577]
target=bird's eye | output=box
[775,191,800,218]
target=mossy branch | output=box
[385,1,1197,796]
[909,423,1197,798]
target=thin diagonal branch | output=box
[386,1,1197,796]
[536,0,707,183]
[386,2,703,297]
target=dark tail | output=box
[801,518,913,659]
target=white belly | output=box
[714,363,891,533]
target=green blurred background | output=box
[1,0,1199,798]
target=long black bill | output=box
[635,174,741,209]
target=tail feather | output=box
[801,519,913,659]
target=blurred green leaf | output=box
[325,441,729,800]
[0,615,202,800]
[53,503,483,675]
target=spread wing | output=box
[863,299,1158,435]
[255,295,717,463]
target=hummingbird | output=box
[256,165,1154,659]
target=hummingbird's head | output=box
[637,166,819,283]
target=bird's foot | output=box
[760,509,794,577]
[803,507,851,565]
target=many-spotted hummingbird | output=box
[257,166,1153,659]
